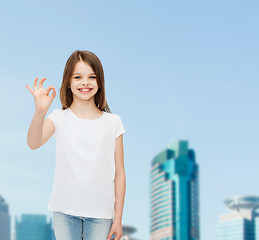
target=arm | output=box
[25,77,56,150]
[107,134,125,239]
[114,134,126,222]
[27,111,55,150]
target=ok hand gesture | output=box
[25,77,56,114]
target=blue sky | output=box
[0,0,258,239]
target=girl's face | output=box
[69,61,99,102]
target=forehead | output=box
[73,61,95,74]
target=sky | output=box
[0,0,258,239]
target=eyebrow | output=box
[72,73,96,76]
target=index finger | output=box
[33,77,39,90]
[38,78,47,89]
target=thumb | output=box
[107,231,114,240]
[114,234,120,240]
[46,86,56,98]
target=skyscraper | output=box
[15,214,54,240]
[0,194,11,240]
[150,140,200,240]
[216,195,259,240]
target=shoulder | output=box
[104,112,122,121]
[109,112,125,138]
[106,112,125,129]
[46,108,66,123]
[49,108,65,116]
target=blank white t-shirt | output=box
[46,107,125,219]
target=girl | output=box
[26,50,126,240]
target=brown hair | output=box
[59,50,111,113]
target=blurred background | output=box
[0,0,258,239]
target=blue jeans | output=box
[52,211,116,240]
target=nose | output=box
[81,77,90,85]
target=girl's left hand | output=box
[107,218,123,240]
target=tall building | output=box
[15,214,54,240]
[150,140,200,240]
[0,194,11,240]
[216,196,259,240]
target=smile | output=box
[78,88,93,93]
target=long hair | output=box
[59,50,111,113]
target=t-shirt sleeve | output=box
[115,115,126,139]
[46,109,61,138]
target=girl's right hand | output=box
[25,77,56,114]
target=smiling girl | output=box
[26,50,126,240]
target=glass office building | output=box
[150,140,200,240]
[15,214,54,240]
[216,196,259,240]
[0,195,11,240]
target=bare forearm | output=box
[27,110,46,150]
[114,172,126,222]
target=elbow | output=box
[115,170,126,177]
[27,135,41,150]
[27,142,39,150]
[27,144,36,150]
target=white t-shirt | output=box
[46,107,125,219]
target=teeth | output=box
[79,88,91,92]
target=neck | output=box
[70,98,100,114]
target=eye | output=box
[90,76,96,79]
[74,76,80,79]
